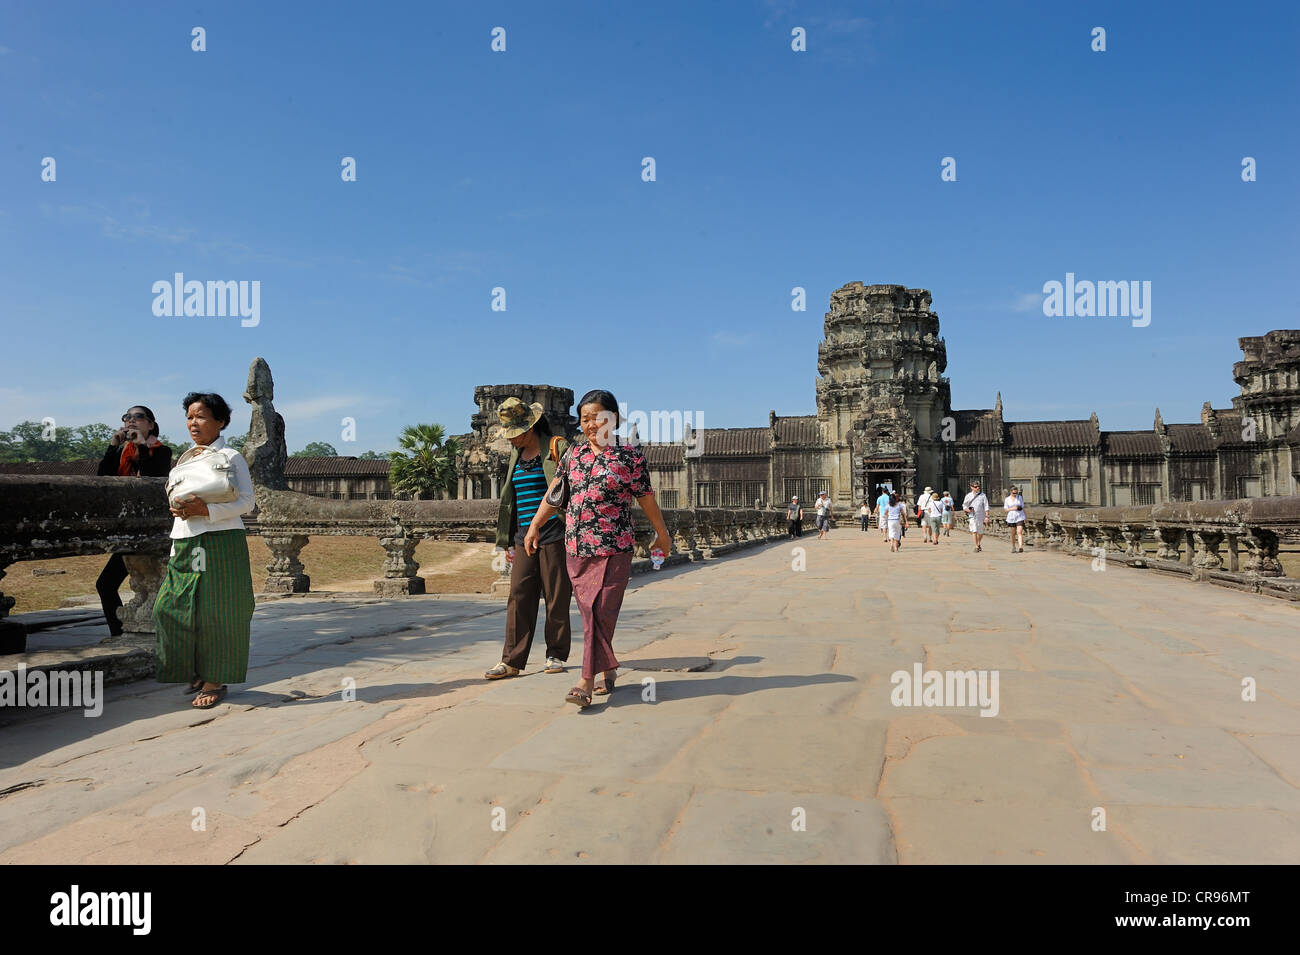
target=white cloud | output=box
[1012,292,1042,313]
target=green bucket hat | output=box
[497,397,545,439]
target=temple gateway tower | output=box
[816,283,949,506]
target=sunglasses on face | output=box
[122,413,150,422]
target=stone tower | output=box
[815,283,949,505]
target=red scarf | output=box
[117,441,153,476]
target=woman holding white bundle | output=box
[152,392,256,710]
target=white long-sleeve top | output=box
[168,436,256,539]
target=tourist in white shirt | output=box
[1004,484,1027,553]
[940,491,954,537]
[916,487,934,542]
[815,492,833,539]
[885,492,908,552]
[858,500,870,532]
[152,393,256,710]
[962,481,990,553]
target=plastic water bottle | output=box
[650,547,665,570]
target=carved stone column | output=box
[0,559,24,654]
[118,553,166,632]
[376,532,425,595]
[1119,526,1143,558]
[1044,519,1063,549]
[1192,531,1224,571]
[674,525,702,562]
[1154,527,1182,561]
[1239,528,1283,577]
[696,521,717,560]
[264,534,310,593]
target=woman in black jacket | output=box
[96,406,172,635]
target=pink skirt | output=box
[566,552,633,680]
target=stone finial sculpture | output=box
[241,357,289,490]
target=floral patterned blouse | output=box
[564,442,654,557]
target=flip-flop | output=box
[192,685,227,709]
[183,677,204,695]
[565,686,591,708]
[593,672,617,696]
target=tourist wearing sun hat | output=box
[786,495,803,539]
[485,397,574,680]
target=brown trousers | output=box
[502,539,572,669]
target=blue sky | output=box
[2,0,1296,452]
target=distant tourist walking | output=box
[96,405,173,636]
[152,393,255,709]
[524,389,670,710]
[486,398,573,681]
[786,496,803,539]
[962,481,990,553]
[859,500,870,532]
[815,491,832,539]
[924,492,943,545]
[916,486,935,543]
[940,491,954,537]
[1004,484,1027,553]
[874,487,891,541]
[885,492,907,552]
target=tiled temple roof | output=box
[0,459,99,475]
[1102,431,1163,457]
[1166,423,1215,453]
[1005,420,1100,451]
[951,409,1003,444]
[697,428,771,456]
[640,444,685,466]
[283,457,392,476]
[773,415,823,445]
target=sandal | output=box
[192,685,227,709]
[183,676,204,695]
[485,662,520,680]
[565,686,592,708]
[594,671,617,696]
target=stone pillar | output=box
[0,559,24,654]
[1192,531,1224,571]
[118,553,166,633]
[674,525,702,562]
[1154,527,1183,561]
[490,473,500,499]
[1118,526,1143,558]
[696,520,717,560]
[1240,528,1283,577]
[376,532,425,596]
[264,534,310,593]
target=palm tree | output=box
[389,424,462,500]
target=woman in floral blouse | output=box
[524,389,671,708]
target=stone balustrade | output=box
[0,475,173,651]
[251,487,792,594]
[1006,497,1300,600]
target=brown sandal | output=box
[192,685,227,709]
[594,671,617,696]
[565,686,592,708]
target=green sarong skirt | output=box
[153,530,255,684]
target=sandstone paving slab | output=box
[657,788,894,864]
[658,714,887,796]
[1233,733,1300,788]
[993,669,1155,722]
[888,798,1140,864]
[881,736,1095,807]
[925,640,1028,673]
[1114,807,1300,864]
[488,709,714,781]
[1068,723,1278,774]
[358,699,561,771]
[1088,765,1300,811]
[234,767,562,864]
[482,776,693,864]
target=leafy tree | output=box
[358,450,386,460]
[225,433,247,452]
[0,420,191,461]
[389,424,461,500]
[291,441,339,457]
